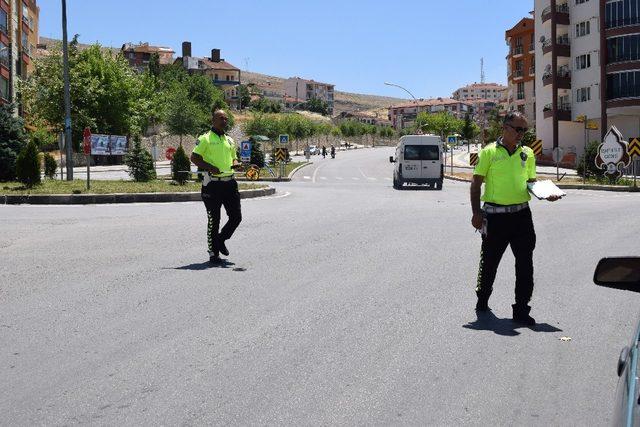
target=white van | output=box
[389,135,443,190]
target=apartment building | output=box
[388,98,472,130]
[0,0,39,106]
[506,17,536,124]
[175,42,241,109]
[283,77,335,115]
[452,82,507,101]
[534,0,640,164]
[121,42,174,72]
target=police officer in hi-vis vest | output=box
[470,111,560,325]
[190,109,243,264]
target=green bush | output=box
[125,137,156,182]
[577,140,605,178]
[0,103,27,181]
[43,152,58,179]
[171,145,191,184]
[16,139,41,187]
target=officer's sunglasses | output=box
[505,123,528,134]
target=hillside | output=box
[36,38,406,115]
[241,71,406,115]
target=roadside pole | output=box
[83,128,91,190]
[58,132,64,180]
[62,0,73,180]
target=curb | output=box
[1,187,276,205]
[288,161,314,179]
[444,175,640,192]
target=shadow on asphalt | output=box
[171,259,237,270]
[463,311,562,336]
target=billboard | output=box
[91,134,128,155]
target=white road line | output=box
[384,177,392,181]
[303,176,311,180]
[336,177,344,180]
[357,167,369,179]
[312,164,324,183]
[247,191,291,200]
[352,177,360,180]
[320,177,327,180]
[367,177,377,181]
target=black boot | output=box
[512,304,535,326]
[475,299,490,312]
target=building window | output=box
[606,0,640,28]
[607,34,640,63]
[576,87,591,102]
[226,75,230,81]
[0,41,8,68]
[576,54,591,69]
[0,75,8,100]
[576,0,589,4]
[517,82,525,100]
[576,21,590,37]
[0,8,7,34]
[214,73,219,80]
[607,71,640,99]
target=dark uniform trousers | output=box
[476,207,536,308]
[201,180,242,254]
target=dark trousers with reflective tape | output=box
[476,207,536,308]
[201,180,242,254]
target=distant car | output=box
[308,145,320,155]
[593,257,640,426]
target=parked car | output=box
[593,257,640,426]
[308,145,320,155]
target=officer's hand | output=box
[546,195,561,202]
[471,212,484,230]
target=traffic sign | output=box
[240,140,252,163]
[529,139,543,157]
[279,134,289,146]
[629,138,640,159]
[82,127,91,155]
[165,147,176,161]
[552,147,564,163]
[447,135,457,145]
[586,120,599,130]
[274,148,288,162]
[469,152,479,166]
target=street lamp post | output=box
[62,0,73,180]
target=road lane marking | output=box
[303,176,311,180]
[320,177,327,180]
[336,177,343,180]
[312,164,324,183]
[357,168,369,179]
[352,177,360,180]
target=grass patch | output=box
[0,179,266,195]
[446,172,640,187]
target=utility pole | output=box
[62,0,73,180]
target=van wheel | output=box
[393,177,403,190]
[435,179,443,190]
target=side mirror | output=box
[389,156,395,163]
[594,257,640,292]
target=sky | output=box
[37,0,533,99]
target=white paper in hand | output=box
[527,180,566,200]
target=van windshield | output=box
[404,145,440,161]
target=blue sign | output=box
[447,135,457,144]
[279,134,289,145]
[240,141,252,163]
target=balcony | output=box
[212,79,240,86]
[542,35,570,56]
[529,65,535,76]
[541,3,570,25]
[543,102,572,120]
[513,69,524,79]
[542,67,571,88]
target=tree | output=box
[485,106,504,143]
[237,85,251,109]
[171,145,191,184]
[302,98,329,115]
[416,111,463,141]
[20,38,154,149]
[248,138,266,167]
[0,103,27,181]
[164,86,206,146]
[460,113,480,143]
[148,52,161,77]
[43,153,58,179]
[16,139,41,187]
[379,126,394,138]
[250,98,282,113]
[125,136,156,182]
[521,129,536,148]
[577,140,605,178]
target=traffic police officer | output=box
[470,111,559,325]
[190,109,243,264]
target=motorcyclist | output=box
[322,146,327,159]
[330,145,336,159]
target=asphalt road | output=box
[2,147,640,425]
